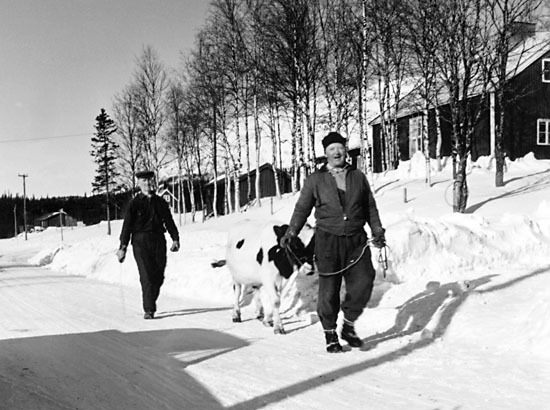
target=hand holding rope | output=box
[285,238,390,277]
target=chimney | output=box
[510,22,536,48]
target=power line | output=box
[0,133,93,144]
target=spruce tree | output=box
[91,108,118,235]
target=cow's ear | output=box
[273,224,288,240]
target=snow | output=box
[1,153,550,409]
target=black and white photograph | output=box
[1,1,550,409]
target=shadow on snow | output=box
[225,264,549,410]
[1,327,249,410]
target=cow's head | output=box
[267,224,314,278]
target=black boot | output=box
[341,321,363,348]
[324,329,343,353]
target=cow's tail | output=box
[211,259,227,268]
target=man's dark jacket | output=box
[119,193,179,249]
[288,165,383,237]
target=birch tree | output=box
[402,0,443,184]
[485,0,542,187]
[133,46,170,182]
[431,0,492,212]
[112,84,142,194]
[369,0,408,171]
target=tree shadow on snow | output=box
[226,265,550,410]
[373,178,402,195]
[0,327,248,410]
[465,172,550,213]
[503,169,550,186]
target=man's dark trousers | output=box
[314,229,376,330]
[132,232,167,313]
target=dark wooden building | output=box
[158,175,207,214]
[370,31,550,171]
[34,210,77,228]
[205,163,292,216]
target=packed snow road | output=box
[1,262,550,410]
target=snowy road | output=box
[1,262,550,410]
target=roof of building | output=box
[370,31,550,125]
[34,210,68,222]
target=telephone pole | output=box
[13,204,17,237]
[18,173,28,240]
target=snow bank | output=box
[12,153,550,320]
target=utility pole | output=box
[59,208,64,242]
[13,204,17,237]
[18,173,28,240]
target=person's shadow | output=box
[361,276,495,350]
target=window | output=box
[538,119,550,145]
[543,59,550,83]
[409,116,423,157]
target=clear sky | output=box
[0,0,210,198]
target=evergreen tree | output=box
[91,108,118,235]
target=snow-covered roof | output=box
[34,210,68,222]
[504,31,550,80]
[370,31,550,125]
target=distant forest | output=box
[0,192,133,239]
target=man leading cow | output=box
[281,131,386,353]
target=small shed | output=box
[34,210,77,228]
[157,188,179,213]
[205,163,293,216]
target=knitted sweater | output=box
[288,165,383,237]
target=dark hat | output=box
[322,132,347,150]
[135,170,155,179]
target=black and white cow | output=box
[212,221,314,334]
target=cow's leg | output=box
[232,283,242,322]
[258,286,274,328]
[252,288,264,320]
[271,279,285,335]
[261,279,285,335]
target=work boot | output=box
[144,311,155,320]
[341,321,363,348]
[324,329,343,353]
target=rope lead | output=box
[377,244,389,278]
[284,239,390,278]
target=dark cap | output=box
[322,132,347,150]
[135,170,155,179]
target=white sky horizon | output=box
[0,0,210,198]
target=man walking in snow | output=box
[116,170,180,319]
[280,132,386,352]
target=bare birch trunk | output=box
[435,106,443,172]
[212,106,218,218]
[454,155,469,212]
[495,89,505,187]
[423,105,432,186]
[269,101,282,198]
[234,99,242,212]
[244,77,252,203]
[291,100,299,193]
[178,168,183,226]
[185,176,194,223]
[225,164,232,215]
[253,94,261,207]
